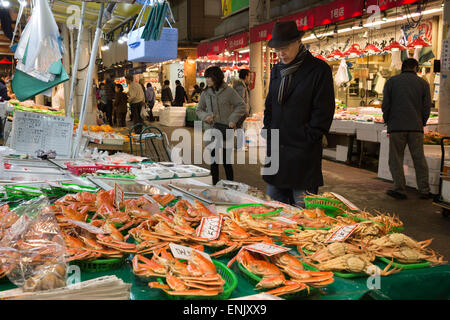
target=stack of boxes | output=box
[159,107,186,127]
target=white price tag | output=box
[169,243,212,262]
[326,224,360,243]
[244,242,290,256]
[330,192,360,211]
[65,219,106,234]
[206,204,219,215]
[114,183,124,210]
[196,216,223,240]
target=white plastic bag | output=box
[335,59,349,87]
[14,0,63,77]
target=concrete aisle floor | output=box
[145,121,450,260]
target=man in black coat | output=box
[262,21,335,207]
[173,80,188,106]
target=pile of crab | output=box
[0,204,20,280]
[282,221,446,276]
[132,247,227,297]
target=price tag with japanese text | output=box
[114,183,124,210]
[169,243,212,262]
[330,192,360,211]
[196,216,223,240]
[244,242,290,256]
[326,224,360,243]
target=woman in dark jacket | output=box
[113,84,128,127]
[196,66,246,185]
[161,80,173,106]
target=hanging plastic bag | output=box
[14,0,63,76]
[335,59,349,87]
[0,197,68,292]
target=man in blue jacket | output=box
[382,58,432,200]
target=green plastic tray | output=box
[377,257,430,270]
[226,203,283,219]
[303,197,347,217]
[156,260,237,300]
[71,257,126,272]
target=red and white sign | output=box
[366,0,421,12]
[330,192,360,211]
[113,183,124,210]
[314,0,364,27]
[197,42,208,57]
[279,9,314,31]
[326,224,360,243]
[226,32,249,52]
[196,216,223,240]
[250,21,275,43]
[244,242,290,256]
[207,39,226,55]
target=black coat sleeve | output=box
[422,80,432,126]
[382,79,391,124]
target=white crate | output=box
[356,122,379,142]
[331,120,356,134]
[159,107,186,127]
[323,148,337,160]
[336,145,348,162]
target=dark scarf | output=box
[278,44,308,104]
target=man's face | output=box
[274,39,302,64]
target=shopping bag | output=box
[11,60,69,102]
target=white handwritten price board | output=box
[330,192,360,211]
[244,242,290,256]
[169,243,212,262]
[326,224,360,243]
[10,111,74,157]
[196,216,223,240]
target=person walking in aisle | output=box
[125,74,145,132]
[0,73,11,101]
[233,69,251,149]
[104,77,115,125]
[113,84,128,128]
[382,58,432,200]
[199,82,205,93]
[262,21,335,207]
[161,80,173,107]
[196,66,246,185]
[191,84,202,103]
[173,80,188,106]
[145,83,156,122]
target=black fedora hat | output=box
[267,21,305,48]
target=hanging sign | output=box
[250,21,275,43]
[207,39,226,55]
[314,0,364,27]
[197,42,208,57]
[226,32,249,52]
[366,0,421,12]
[279,9,314,31]
[10,111,74,157]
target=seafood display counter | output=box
[0,164,449,300]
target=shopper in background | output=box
[233,69,251,150]
[113,84,128,128]
[145,83,156,122]
[199,82,206,93]
[173,80,188,106]
[262,21,335,207]
[125,74,145,131]
[191,84,202,103]
[104,77,115,126]
[382,58,432,200]
[0,73,11,101]
[196,66,246,185]
[161,80,173,107]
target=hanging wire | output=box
[312,24,331,42]
[404,0,428,29]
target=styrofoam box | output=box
[442,180,450,202]
[330,120,356,134]
[336,145,348,162]
[323,148,337,160]
[405,167,441,186]
[356,122,379,142]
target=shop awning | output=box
[226,32,249,52]
[366,0,422,12]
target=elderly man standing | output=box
[125,74,145,130]
[262,21,335,207]
[382,58,432,200]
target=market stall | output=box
[0,156,448,299]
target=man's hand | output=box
[228,122,236,129]
[205,115,214,124]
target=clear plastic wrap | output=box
[0,197,68,291]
